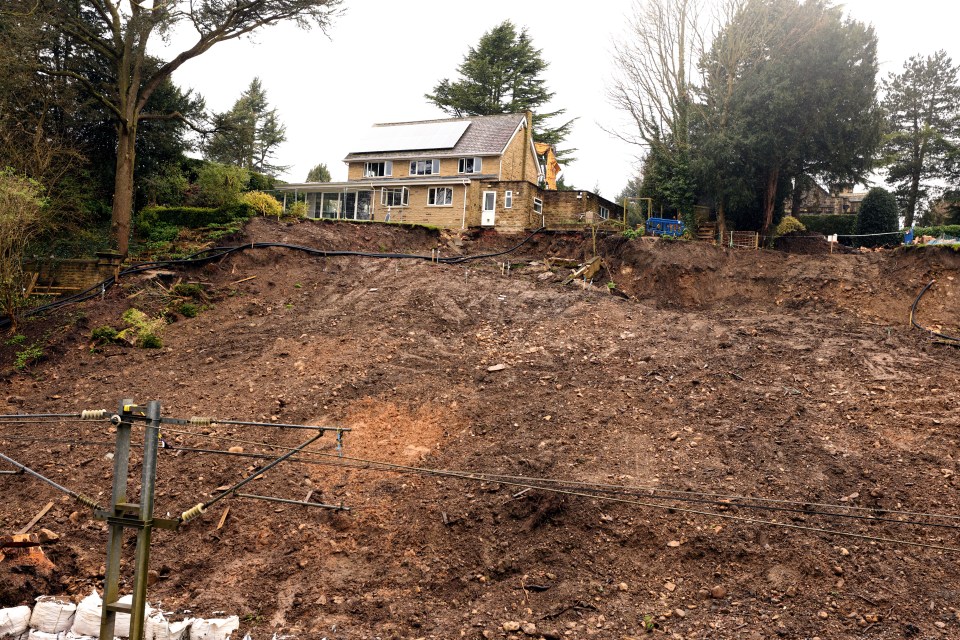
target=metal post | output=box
[128,400,160,640]
[100,398,133,640]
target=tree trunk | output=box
[761,166,780,240]
[905,170,920,228]
[716,200,728,244]
[111,121,137,256]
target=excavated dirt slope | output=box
[1,218,960,640]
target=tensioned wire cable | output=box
[153,427,960,551]
[154,426,960,526]
[7,428,960,528]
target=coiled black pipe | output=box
[3,226,547,329]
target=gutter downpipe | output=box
[461,180,469,230]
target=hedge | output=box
[135,203,255,244]
[913,225,960,238]
[797,214,857,238]
[137,202,255,229]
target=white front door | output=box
[481,191,496,226]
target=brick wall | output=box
[25,254,122,293]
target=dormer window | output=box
[364,161,392,177]
[458,157,482,174]
[409,159,440,176]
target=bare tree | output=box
[609,0,704,222]
[10,0,343,255]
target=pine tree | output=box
[882,51,960,227]
[306,163,331,182]
[206,78,289,175]
[426,21,574,161]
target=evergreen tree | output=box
[205,78,289,175]
[306,163,331,182]
[882,51,960,227]
[6,0,340,254]
[855,187,899,247]
[426,21,574,161]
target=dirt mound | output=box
[1,219,959,639]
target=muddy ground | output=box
[1,218,959,640]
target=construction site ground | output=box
[2,217,960,640]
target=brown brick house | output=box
[277,113,621,231]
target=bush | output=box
[856,187,900,247]
[241,190,283,217]
[136,203,255,242]
[286,201,308,219]
[774,215,806,237]
[14,342,44,370]
[193,163,250,207]
[91,326,119,343]
[119,308,165,349]
[172,282,206,299]
[797,214,858,239]
[177,302,199,318]
[913,225,960,239]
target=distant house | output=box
[277,113,621,232]
[789,182,868,215]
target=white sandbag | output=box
[111,595,153,638]
[29,597,76,634]
[27,631,62,640]
[64,633,96,640]
[145,613,191,640]
[0,606,32,638]
[188,617,238,640]
[70,592,101,638]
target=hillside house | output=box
[789,182,867,216]
[278,113,621,232]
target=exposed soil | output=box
[1,218,959,640]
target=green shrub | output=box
[797,214,858,239]
[194,163,250,207]
[856,187,900,247]
[119,308,165,348]
[14,343,44,370]
[136,203,255,242]
[286,201,308,219]
[172,282,206,299]
[4,334,26,346]
[622,228,644,240]
[913,225,960,238]
[91,326,119,343]
[139,333,163,349]
[774,215,806,237]
[178,302,199,318]
[241,190,283,217]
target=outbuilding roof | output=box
[344,113,527,161]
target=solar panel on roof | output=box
[351,121,471,153]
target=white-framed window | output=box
[381,187,408,207]
[504,190,513,209]
[409,159,440,176]
[533,198,543,215]
[427,187,453,206]
[364,161,392,177]
[458,157,482,174]
[599,205,610,220]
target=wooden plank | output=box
[23,272,39,298]
[17,501,54,535]
[216,506,230,530]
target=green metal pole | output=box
[128,400,160,640]
[100,398,133,640]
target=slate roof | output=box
[344,113,527,161]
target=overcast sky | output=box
[154,0,960,198]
